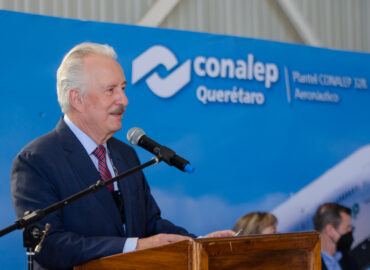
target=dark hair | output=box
[313,203,351,232]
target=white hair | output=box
[56,42,117,113]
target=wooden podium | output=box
[75,231,321,270]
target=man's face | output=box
[333,212,352,243]
[79,54,128,142]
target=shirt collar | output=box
[322,250,343,262]
[64,115,106,155]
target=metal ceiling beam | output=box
[277,0,321,47]
[137,0,182,27]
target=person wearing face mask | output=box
[313,203,360,270]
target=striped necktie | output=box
[93,145,114,193]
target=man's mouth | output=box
[110,106,125,116]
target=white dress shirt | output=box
[322,250,343,270]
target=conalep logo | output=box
[132,45,280,105]
[131,45,191,98]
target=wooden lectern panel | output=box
[75,231,321,270]
[74,239,194,270]
[193,231,321,270]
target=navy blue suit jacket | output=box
[11,119,194,270]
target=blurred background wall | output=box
[0,0,369,53]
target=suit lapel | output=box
[55,118,125,236]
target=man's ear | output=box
[324,223,336,237]
[68,89,84,112]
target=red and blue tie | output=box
[93,145,114,193]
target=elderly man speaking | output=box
[11,42,233,270]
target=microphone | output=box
[127,127,195,173]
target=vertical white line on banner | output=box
[284,66,291,104]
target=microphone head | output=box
[184,164,195,173]
[127,127,146,145]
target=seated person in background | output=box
[233,212,278,235]
[313,203,359,270]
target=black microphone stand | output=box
[0,155,162,270]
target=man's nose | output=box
[122,92,129,106]
[116,89,129,106]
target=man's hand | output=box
[137,233,192,250]
[205,230,235,238]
